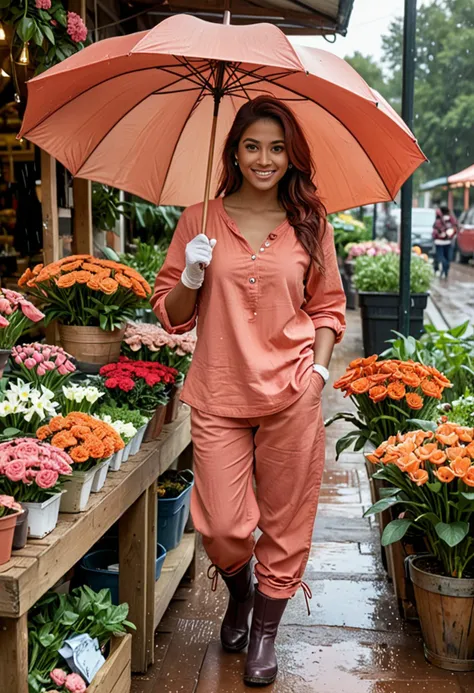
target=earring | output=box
[288,163,293,169]
[234,159,238,166]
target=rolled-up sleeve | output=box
[303,222,346,343]
[151,208,198,334]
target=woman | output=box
[432,205,458,279]
[152,96,346,687]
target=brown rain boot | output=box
[244,589,288,687]
[220,561,255,652]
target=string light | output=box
[18,43,29,65]
[0,23,5,42]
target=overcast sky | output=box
[291,0,428,62]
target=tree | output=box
[381,0,474,182]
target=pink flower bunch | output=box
[67,11,88,43]
[11,342,75,387]
[35,0,52,9]
[50,669,87,692]
[123,322,195,374]
[0,494,22,518]
[0,438,72,503]
[347,240,399,261]
[0,289,44,350]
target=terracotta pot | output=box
[0,348,11,378]
[165,384,183,424]
[58,325,125,367]
[12,505,29,550]
[0,510,23,565]
[408,555,474,671]
[144,405,167,442]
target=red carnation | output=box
[100,363,116,375]
[105,377,119,388]
[118,377,135,392]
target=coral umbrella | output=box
[19,14,425,232]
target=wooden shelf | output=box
[154,533,195,629]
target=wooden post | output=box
[0,615,29,693]
[464,185,470,212]
[72,178,93,255]
[40,150,59,264]
[448,189,454,210]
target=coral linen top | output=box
[152,198,346,417]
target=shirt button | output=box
[249,277,256,284]
[259,247,265,252]
[251,254,256,260]
[254,312,257,316]
[264,241,270,247]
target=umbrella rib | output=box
[224,64,253,102]
[177,56,215,92]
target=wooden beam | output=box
[72,178,93,255]
[40,150,59,264]
[0,615,28,693]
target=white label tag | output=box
[59,633,106,684]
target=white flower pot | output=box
[60,468,96,513]
[122,440,132,463]
[91,458,112,493]
[22,493,62,539]
[130,425,147,456]
[109,448,124,472]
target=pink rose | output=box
[0,315,9,327]
[36,469,59,489]
[50,669,67,686]
[65,673,87,693]
[13,442,40,458]
[0,494,17,509]
[20,301,45,323]
[5,460,26,482]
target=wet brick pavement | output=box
[132,308,474,692]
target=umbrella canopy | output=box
[448,164,474,187]
[20,14,425,215]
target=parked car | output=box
[456,206,474,263]
[378,207,436,255]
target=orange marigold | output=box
[56,273,77,289]
[406,393,424,410]
[51,431,78,449]
[99,277,119,295]
[70,446,90,463]
[387,381,406,401]
[36,425,52,440]
[84,435,105,459]
[369,385,388,403]
[49,416,67,432]
[102,437,115,458]
[70,425,93,440]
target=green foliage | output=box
[157,469,193,499]
[353,252,433,293]
[98,404,149,428]
[92,184,129,232]
[384,322,474,400]
[119,241,168,287]
[329,212,371,258]
[0,0,89,75]
[445,393,474,426]
[131,203,182,247]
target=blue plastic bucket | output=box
[80,544,168,604]
[157,471,194,551]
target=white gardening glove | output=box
[181,234,217,290]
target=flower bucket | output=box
[22,493,62,539]
[130,424,147,456]
[58,324,125,368]
[12,505,29,550]
[109,449,124,472]
[0,348,11,378]
[165,384,183,425]
[60,468,96,513]
[408,555,474,671]
[91,458,112,493]
[0,510,23,565]
[157,472,194,551]
[144,405,167,443]
[80,544,168,605]
[122,440,132,463]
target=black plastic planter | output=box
[358,292,428,357]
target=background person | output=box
[432,205,458,278]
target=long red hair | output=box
[216,96,327,271]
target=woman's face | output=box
[236,118,289,192]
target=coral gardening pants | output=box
[190,373,325,600]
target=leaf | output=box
[0,0,12,7]
[60,610,79,626]
[363,496,400,517]
[379,486,401,498]
[415,512,441,525]
[324,412,366,429]
[461,492,474,501]
[381,519,413,546]
[426,481,442,494]
[33,25,44,47]
[42,23,55,45]
[54,8,68,27]
[407,418,437,432]
[335,431,360,459]
[17,16,36,42]
[38,633,55,647]
[435,521,469,548]
[449,320,470,338]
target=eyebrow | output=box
[243,138,285,144]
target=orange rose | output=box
[56,273,77,289]
[429,449,447,466]
[70,446,90,463]
[99,277,119,295]
[450,457,471,478]
[334,370,359,389]
[369,373,389,385]
[387,381,406,401]
[349,358,364,369]
[141,279,152,295]
[60,260,83,273]
[434,467,455,483]
[406,393,424,410]
[75,270,92,284]
[18,267,34,286]
[413,431,433,446]
[361,355,378,367]
[369,385,387,403]
[36,425,52,440]
[417,443,438,461]
[463,467,474,487]
[57,254,91,265]
[408,469,429,486]
[402,372,421,388]
[87,276,102,291]
[349,377,371,394]
[81,262,103,273]
[380,361,398,374]
[130,278,147,298]
[421,379,442,399]
[115,273,133,289]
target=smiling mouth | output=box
[252,170,276,178]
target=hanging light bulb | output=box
[18,43,29,65]
[0,23,5,42]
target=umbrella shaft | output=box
[201,61,226,235]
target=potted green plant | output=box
[353,249,434,356]
[365,421,474,671]
[157,469,194,551]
